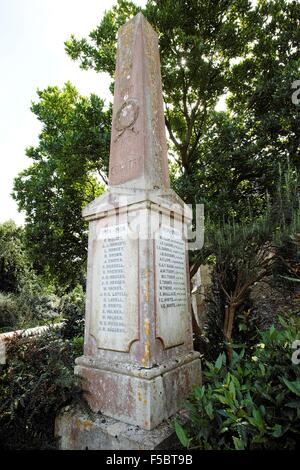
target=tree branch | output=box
[165,107,181,150]
[97,169,108,185]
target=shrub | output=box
[0,283,85,336]
[71,335,84,357]
[175,314,300,450]
[0,220,32,293]
[194,168,300,360]
[0,292,19,332]
[0,331,82,449]
[16,289,61,328]
[59,285,85,339]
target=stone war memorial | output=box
[56,12,201,450]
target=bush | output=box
[0,293,19,332]
[0,282,85,336]
[0,286,62,332]
[0,220,32,293]
[194,168,300,360]
[16,289,61,328]
[176,314,300,450]
[59,285,85,339]
[0,331,82,449]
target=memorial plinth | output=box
[56,13,201,449]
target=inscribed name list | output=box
[91,224,139,352]
[155,226,188,348]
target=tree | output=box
[198,167,300,359]
[65,0,299,210]
[213,216,275,359]
[66,0,253,179]
[14,0,300,286]
[65,0,299,281]
[13,83,111,287]
[0,220,31,293]
[226,0,300,190]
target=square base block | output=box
[55,405,186,450]
[74,352,201,430]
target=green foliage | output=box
[71,336,84,357]
[12,0,300,290]
[65,0,300,221]
[197,168,300,360]
[227,0,300,176]
[212,210,274,289]
[15,290,61,330]
[195,206,275,360]
[65,0,140,76]
[0,293,19,332]
[0,332,81,449]
[0,279,61,332]
[13,83,110,287]
[59,285,85,339]
[65,0,253,184]
[176,314,300,450]
[0,221,32,293]
[0,220,86,332]
[174,421,191,448]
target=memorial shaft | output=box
[109,12,169,190]
[72,12,201,432]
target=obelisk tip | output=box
[109,10,169,190]
[130,11,153,28]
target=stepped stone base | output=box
[55,405,186,450]
[74,352,201,430]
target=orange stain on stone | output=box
[141,339,151,365]
[77,419,93,430]
[144,318,150,336]
[144,270,150,303]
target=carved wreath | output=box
[114,98,139,142]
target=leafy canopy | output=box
[13,83,111,286]
[13,0,300,286]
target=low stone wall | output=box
[0,322,64,365]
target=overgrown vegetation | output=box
[0,222,85,449]
[0,0,299,451]
[195,167,300,360]
[0,220,32,294]
[0,331,83,449]
[12,0,300,287]
[175,314,300,450]
[0,220,86,333]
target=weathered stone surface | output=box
[55,405,186,450]
[76,13,201,432]
[89,223,139,352]
[82,190,195,370]
[155,225,189,348]
[82,187,190,222]
[56,13,202,446]
[75,352,201,430]
[108,12,169,190]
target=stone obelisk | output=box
[108,12,169,190]
[56,13,201,450]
